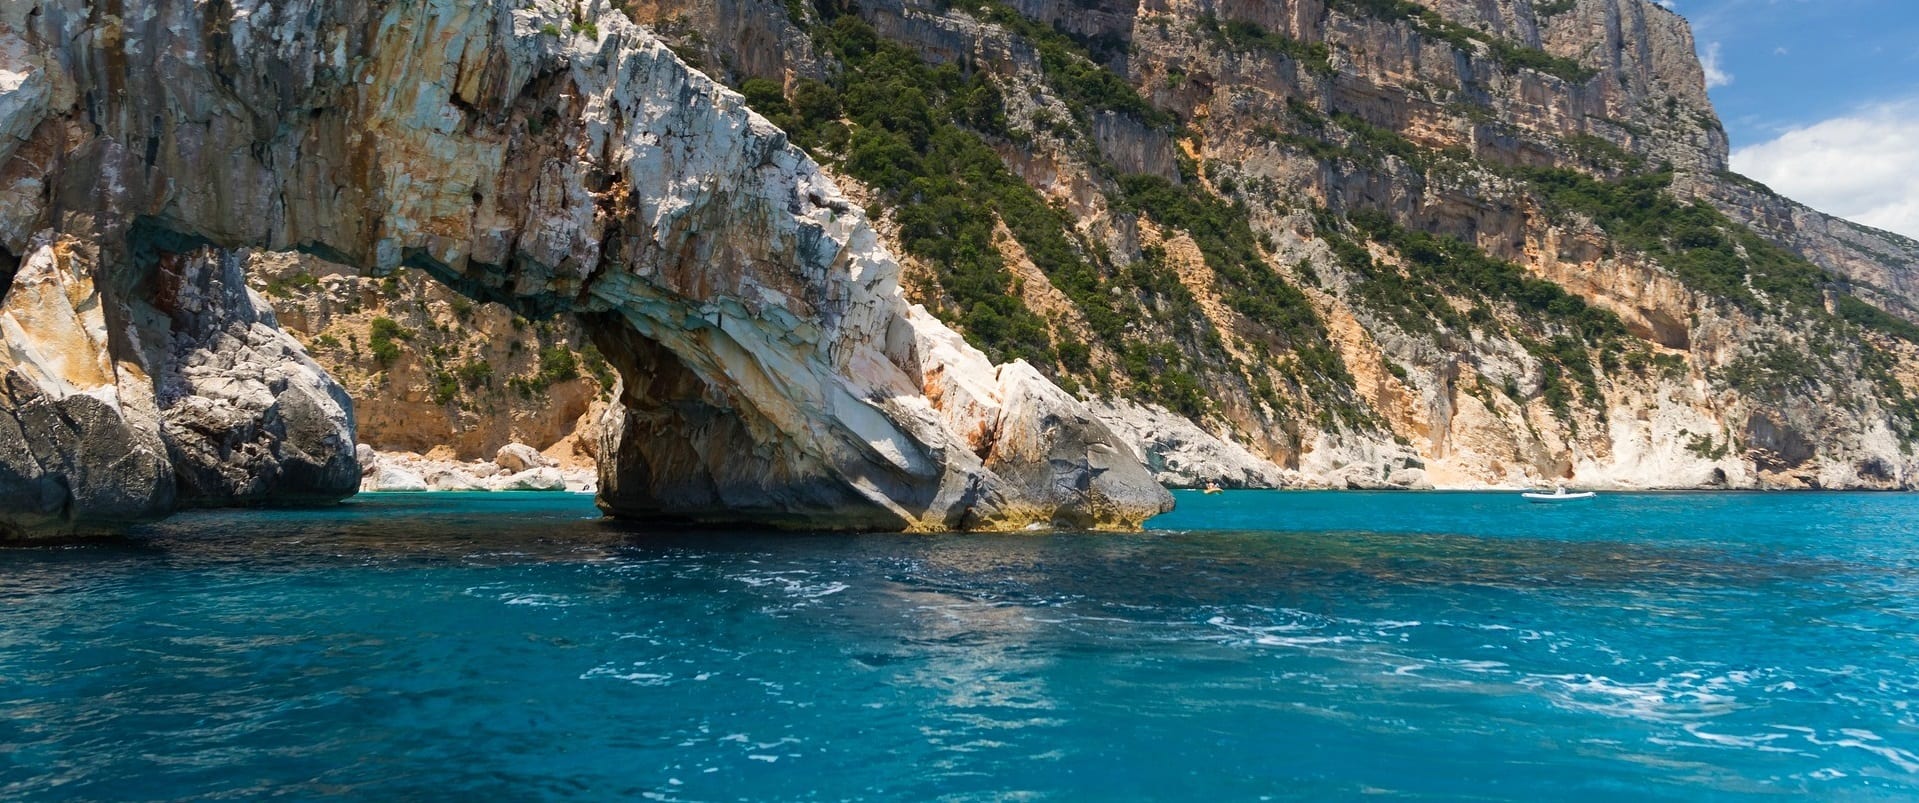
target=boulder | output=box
[425,469,487,491]
[363,465,428,493]
[465,461,507,479]
[495,443,553,474]
[487,467,567,492]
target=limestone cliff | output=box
[624,0,1919,490]
[0,0,1171,537]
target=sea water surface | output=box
[4,491,1919,800]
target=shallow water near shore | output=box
[4,490,1918,800]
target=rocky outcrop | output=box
[1090,399,1287,488]
[0,238,175,538]
[0,0,1171,535]
[495,443,554,474]
[363,465,429,493]
[0,232,358,538]
[152,248,359,506]
[1688,174,1919,320]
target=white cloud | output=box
[1701,41,1733,88]
[1729,99,1919,240]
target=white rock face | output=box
[1090,400,1287,488]
[362,449,595,494]
[0,0,1171,533]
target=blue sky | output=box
[1664,0,1919,238]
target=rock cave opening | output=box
[240,247,611,496]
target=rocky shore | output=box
[358,443,596,494]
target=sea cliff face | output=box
[0,0,1172,537]
[620,0,1919,490]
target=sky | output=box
[1660,0,1919,239]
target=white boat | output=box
[1522,486,1595,502]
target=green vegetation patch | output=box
[761,15,1062,367]
[1323,207,1635,420]
[1120,174,1361,425]
[1522,168,1828,311]
[262,271,318,299]
[966,2,1173,127]
[1326,0,1597,83]
[1197,15,1335,76]
[368,317,414,367]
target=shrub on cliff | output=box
[368,317,413,367]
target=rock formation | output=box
[1090,400,1288,489]
[0,237,176,538]
[625,0,1919,491]
[0,0,1171,536]
[153,247,359,507]
[0,232,356,539]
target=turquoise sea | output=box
[4,491,1919,800]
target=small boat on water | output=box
[1522,485,1595,502]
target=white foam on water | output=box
[1682,724,1793,749]
[581,662,673,685]
[731,570,851,604]
[1805,729,1919,773]
[501,593,572,607]
[1346,618,1421,629]
[1519,672,1743,722]
[1253,634,1355,647]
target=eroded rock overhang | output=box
[0,0,1172,533]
